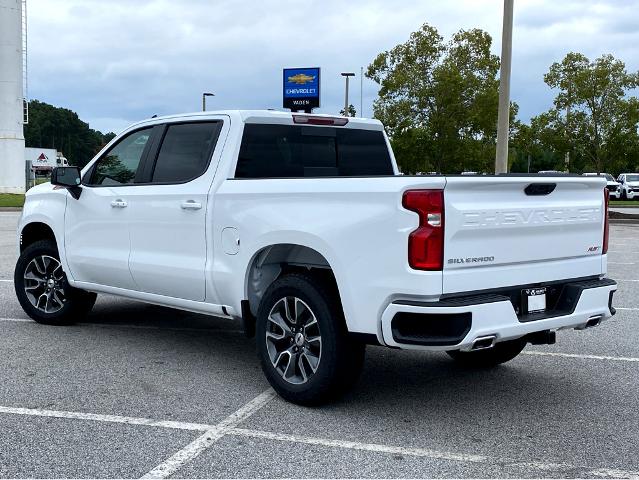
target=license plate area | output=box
[522,287,547,314]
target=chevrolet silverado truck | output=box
[14,110,617,405]
[617,173,639,200]
[583,173,621,199]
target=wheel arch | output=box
[244,243,344,321]
[20,221,57,253]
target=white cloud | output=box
[26,0,639,133]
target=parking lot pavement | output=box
[1,211,638,479]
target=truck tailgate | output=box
[442,176,606,294]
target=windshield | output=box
[627,174,639,182]
[605,174,615,182]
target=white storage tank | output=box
[0,0,26,193]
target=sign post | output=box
[283,67,320,113]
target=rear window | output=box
[235,124,394,178]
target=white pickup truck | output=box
[15,110,617,405]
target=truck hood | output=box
[25,182,54,196]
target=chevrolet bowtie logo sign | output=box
[287,73,316,85]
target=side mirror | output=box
[51,166,82,199]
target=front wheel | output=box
[446,338,527,368]
[256,273,365,405]
[14,240,97,325]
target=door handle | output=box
[181,200,202,210]
[110,199,128,208]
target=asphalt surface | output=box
[0,210,638,478]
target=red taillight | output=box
[603,189,609,254]
[402,190,444,270]
[293,115,349,126]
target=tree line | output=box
[24,100,116,168]
[367,23,639,175]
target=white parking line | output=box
[0,317,243,334]
[589,468,639,479]
[0,405,211,431]
[141,389,276,479]
[229,427,486,463]
[229,430,639,478]
[608,262,636,265]
[615,279,639,282]
[0,279,12,283]
[524,351,639,362]
[617,307,639,311]
[0,400,637,478]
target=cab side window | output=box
[87,128,153,186]
[151,122,222,183]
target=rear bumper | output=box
[380,278,617,351]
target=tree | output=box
[339,104,357,117]
[537,53,639,174]
[510,116,565,173]
[366,23,514,173]
[24,100,116,168]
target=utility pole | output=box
[495,0,514,174]
[341,72,355,116]
[202,92,214,111]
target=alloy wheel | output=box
[265,296,322,385]
[23,255,67,314]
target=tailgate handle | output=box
[525,183,556,196]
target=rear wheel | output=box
[446,338,527,368]
[14,240,97,325]
[256,273,365,405]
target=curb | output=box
[0,207,22,212]
[610,219,639,225]
[609,210,639,225]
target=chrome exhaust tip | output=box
[586,315,603,328]
[575,315,603,330]
[471,335,497,351]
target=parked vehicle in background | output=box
[583,173,621,199]
[25,148,69,175]
[14,110,617,405]
[617,173,639,200]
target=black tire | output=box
[256,273,365,405]
[14,240,97,325]
[446,338,526,368]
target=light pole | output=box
[341,72,355,116]
[495,0,514,174]
[360,66,364,118]
[202,92,215,111]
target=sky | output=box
[26,0,639,135]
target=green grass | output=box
[610,200,639,207]
[0,194,25,208]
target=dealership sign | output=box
[283,67,320,112]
